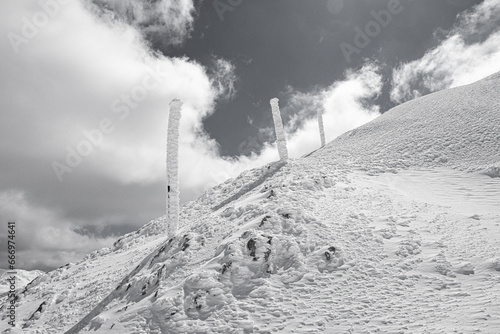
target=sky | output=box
[0,0,499,271]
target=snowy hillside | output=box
[1,73,499,333]
[0,270,44,295]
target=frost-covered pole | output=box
[318,109,326,147]
[270,98,288,161]
[166,98,182,236]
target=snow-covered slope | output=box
[315,71,500,174]
[1,73,499,333]
[0,270,44,295]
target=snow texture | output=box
[166,99,182,237]
[270,98,288,161]
[212,160,286,211]
[0,270,44,295]
[1,73,500,333]
[317,109,326,147]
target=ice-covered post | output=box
[166,98,182,236]
[317,109,326,147]
[270,98,288,161]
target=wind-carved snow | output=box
[1,73,500,333]
[166,99,182,236]
[212,160,286,211]
[270,98,288,161]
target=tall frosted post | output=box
[166,98,182,236]
[318,109,326,147]
[270,98,288,161]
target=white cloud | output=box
[90,0,196,45]
[281,63,383,158]
[209,58,238,101]
[0,0,219,184]
[391,0,500,103]
[0,191,115,270]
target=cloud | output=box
[0,0,217,183]
[391,0,500,103]
[209,58,238,102]
[0,191,115,271]
[90,0,196,46]
[279,63,383,158]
